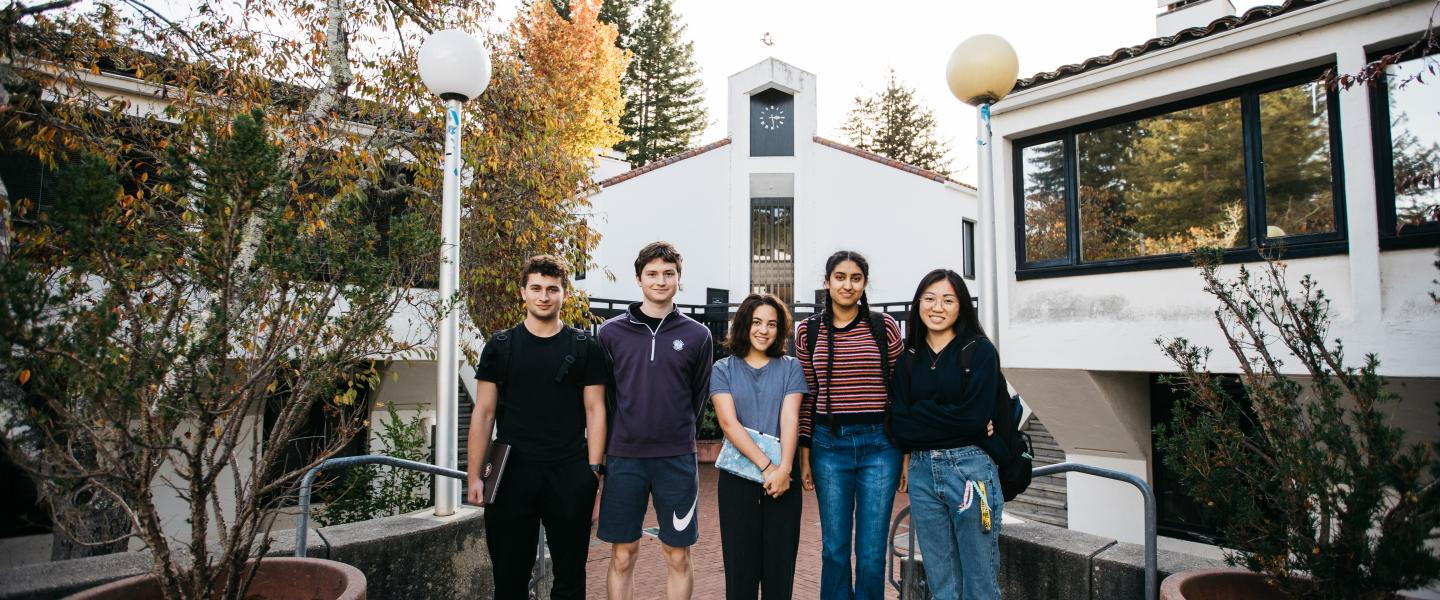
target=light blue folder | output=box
[715,427,782,483]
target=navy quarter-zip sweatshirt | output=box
[597,303,713,458]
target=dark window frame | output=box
[1369,41,1440,250]
[1013,66,1348,280]
[962,218,976,279]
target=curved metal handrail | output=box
[887,462,1158,600]
[293,455,465,557]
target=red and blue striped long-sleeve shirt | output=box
[795,312,903,447]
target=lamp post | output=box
[946,34,1019,348]
[418,29,490,517]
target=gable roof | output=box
[596,136,976,191]
[1015,0,1328,92]
[812,136,975,190]
[598,139,732,188]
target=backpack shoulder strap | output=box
[484,327,517,382]
[868,312,891,385]
[484,325,520,409]
[554,326,590,384]
[958,334,983,373]
[803,313,824,357]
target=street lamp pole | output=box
[418,29,490,517]
[946,34,1019,349]
[975,102,998,346]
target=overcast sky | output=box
[492,0,1278,181]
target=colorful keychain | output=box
[977,481,992,534]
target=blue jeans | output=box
[810,423,902,600]
[908,446,1003,600]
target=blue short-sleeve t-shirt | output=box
[709,355,809,438]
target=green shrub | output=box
[315,403,431,526]
[1156,249,1440,599]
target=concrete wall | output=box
[0,508,494,600]
[987,0,1440,547]
[1,511,1221,600]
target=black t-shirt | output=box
[474,324,607,462]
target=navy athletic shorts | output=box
[596,454,700,548]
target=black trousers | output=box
[483,454,598,600]
[717,469,802,600]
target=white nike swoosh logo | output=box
[671,496,698,532]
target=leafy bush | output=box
[314,403,431,526]
[1155,248,1440,599]
[697,403,722,440]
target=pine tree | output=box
[598,0,636,50]
[840,70,951,175]
[616,0,708,167]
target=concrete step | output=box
[1007,501,1068,528]
[1009,489,1066,511]
[1032,473,1067,488]
[1016,482,1067,503]
[1031,447,1065,462]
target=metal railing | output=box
[293,455,552,593]
[293,455,465,557]
[887,462,1158,600]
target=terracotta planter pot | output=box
[1161,568,1290,600]
[66,557,366,600]
[696,439,723,463]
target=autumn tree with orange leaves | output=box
[0,0,625,597]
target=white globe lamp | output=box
[418,29,491,101]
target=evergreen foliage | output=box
[598,0,636,50]
[839,70,950,175]
[615,0,708,167]
[314,403,431,526]
[1155,250,1440,599]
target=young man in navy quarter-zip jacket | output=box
[596,241,713,600]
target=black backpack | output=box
[958,335,1033,502]
[479,325,592,417]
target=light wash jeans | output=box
[810,423,903,600]
[908,446,1004,600]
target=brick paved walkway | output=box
[582,466,911,599]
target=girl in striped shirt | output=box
[796,250,905,600]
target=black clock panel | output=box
[749,88,795,157]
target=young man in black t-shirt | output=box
[468,255,607,600]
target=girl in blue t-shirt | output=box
[709,293,809,600]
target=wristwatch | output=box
[589,463,606,476]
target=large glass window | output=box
[1374,49,1440,242]
[1020,140,1068,263]
[1015,68,1344,275]
[1260,81,1337,239]
[1077,98,1246,262]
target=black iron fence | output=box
[584,296,975,360]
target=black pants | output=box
[484,455,599,600]
[717,469,802,600]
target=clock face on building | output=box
[759,105,786,130]
[750,88,794,157]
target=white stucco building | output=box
[987,0,1439,560]
[578,58,979,308]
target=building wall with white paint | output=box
[988,0,1440,549]
[580,58,978,308]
